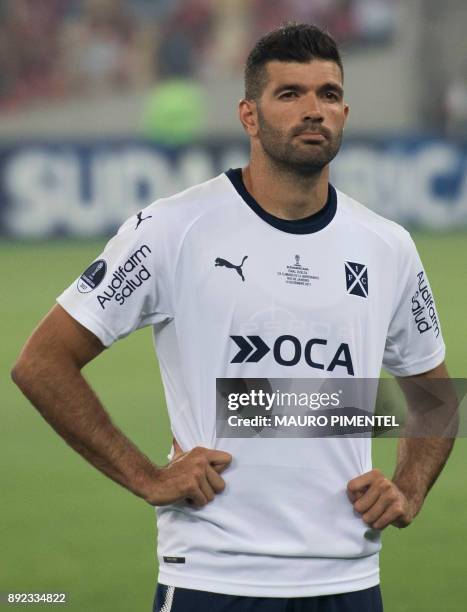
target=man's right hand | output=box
[12,306,232,510]
[144,445,232,508]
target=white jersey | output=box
[57,169,445,597]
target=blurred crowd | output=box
[0,0,395,111]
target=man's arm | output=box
[347,362,456,530]
[11,305,231,508]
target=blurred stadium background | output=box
[1,0,466,610]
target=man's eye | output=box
[280,91,298,99]
[325,91,339,101]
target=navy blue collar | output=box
[225,167,337,235]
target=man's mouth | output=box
[293,126,330,141]
[297,132,326,141]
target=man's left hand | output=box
[347,469,421,530]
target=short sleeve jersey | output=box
[57,169,445,598]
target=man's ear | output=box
[343,103,350,125]
[239,99,259,137]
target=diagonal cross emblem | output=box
[345,261,368,298]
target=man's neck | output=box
[241,156,329,221]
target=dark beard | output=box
[257,107,343,177]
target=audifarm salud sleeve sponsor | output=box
[411,270,440,338]
[96,244,152,309]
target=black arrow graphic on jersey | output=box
[135,211,152,230]
[215,256,248,281]
[230,335,270,363]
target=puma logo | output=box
[215,256,248,282]
[135,211,152,229]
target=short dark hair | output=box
[244,23,343,100]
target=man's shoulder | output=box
[116,171,234,240]
[148,172,231,218]
[336,187,412,249]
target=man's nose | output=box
[301,93,324,122]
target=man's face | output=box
[253,60,349,175]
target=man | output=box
[12,24,453,612]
